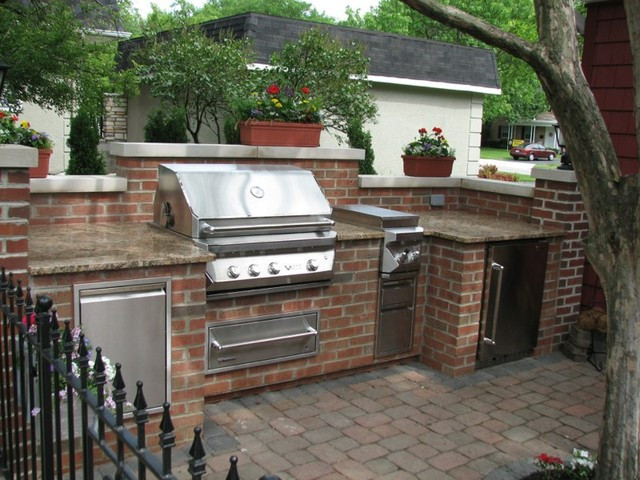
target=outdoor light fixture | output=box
[0,60,8,99]
[553,123,573,171]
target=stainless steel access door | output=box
[75,278,171,410]
[477,240,549,364]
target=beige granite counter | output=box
[334,210,564,243]
[418,211,565,243]
[29,223,214,275]
[30,211,563,275]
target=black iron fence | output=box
[0,268,244,479]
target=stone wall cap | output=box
[0,145,38,168]
[110,142,364,161]
[30,174,127,193]
[532,167,578,183]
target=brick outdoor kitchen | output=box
[0,142,589,447]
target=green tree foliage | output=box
[266,29,378,136]
[66,107,106,175]
[134,10,253,143]
[0,0,131,113]
[134,0,335,33]
[144,107,189,142]
[346,118,376,175]
[343,0,549,124]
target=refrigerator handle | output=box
[483,261,504,346]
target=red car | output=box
[509,143,557,161]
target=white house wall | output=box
[125,83,482,178]
[364,84,478,177]
[20,103,69,175]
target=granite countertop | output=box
[335,210,564,243]
[417,210,565,243]
[30,212,564,275]
[29,223,214,275]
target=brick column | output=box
[0,146,37,279]
[531,169,587,346]
[421,238,485,376]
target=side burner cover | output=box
[331,204,419,229]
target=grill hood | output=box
[154,164,332,239]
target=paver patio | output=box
[184,352,605,479]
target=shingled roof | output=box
[119,12,500,93]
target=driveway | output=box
[480,158,561,175]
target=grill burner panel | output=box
[154,164,336,297]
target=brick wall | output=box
[421,238,485,376]
[0,168,30,277]
[203,238,423,398]
[29,263,207,447]
[531,178,588,339]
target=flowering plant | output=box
[0,112,53,149]
[535,450,595,479]
[233,83,322,124]
[403,126,455,157]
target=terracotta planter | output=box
[402,155,455,177]
[238,121,323,147]
[30,148,51,178]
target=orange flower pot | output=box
[239,121,323,147]
[402,155,455,177]
[30,149,52,178]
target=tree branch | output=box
[399,0,545,68]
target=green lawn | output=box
[480,147,512,160]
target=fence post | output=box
[187,427,206,480]
[133,381,148,480]
[36,295,54,479]
[159,403,175,476]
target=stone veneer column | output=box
[531,168,587,346]
[0,146,37,279]
[103,94,128,142]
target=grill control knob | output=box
[268,262,281,275]
[248,264,261,277]
[227,266,240,279]
[306,259,319,272]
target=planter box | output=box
[402,155,455,177]
[238,121,323,147]
[30,149,51,178]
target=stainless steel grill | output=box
[153,164,336,298]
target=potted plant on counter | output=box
[0,112,54,178]
[231,80,323,147]
[402,126,456,177]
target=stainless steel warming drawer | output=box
[206,311,319,373]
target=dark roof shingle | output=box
[119,12,500,91]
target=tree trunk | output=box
[399,1,640,478]
[595,253,640,479]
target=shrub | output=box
[346,118,376,175]
[143,107,188,143]
[478,164,517,182]
[66,107,105,175]
[223,116,240,144]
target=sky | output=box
[130,0,381,20]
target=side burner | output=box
[332,204,424,357]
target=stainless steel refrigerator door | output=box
[477,241,549,363]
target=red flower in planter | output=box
[267,84,280,95]
[301,86,310,95]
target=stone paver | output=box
[200,353,604,479]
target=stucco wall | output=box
[126,83,484,177]
[20,103,69,175]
